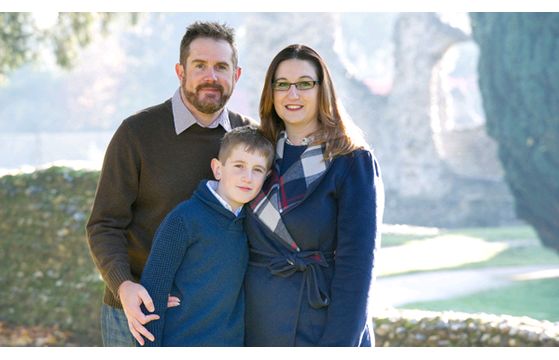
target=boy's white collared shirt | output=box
[206,180,243,216]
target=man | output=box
[86,21,252,346]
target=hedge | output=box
[0,167,103,345]
[374,309,559,346]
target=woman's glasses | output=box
[272,80,320,91]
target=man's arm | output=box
[86,120,140,295]
[86,120,160,343]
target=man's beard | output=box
[183,80,232,114]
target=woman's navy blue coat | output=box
[244,149,384,346]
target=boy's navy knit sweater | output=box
[140,180,248,346]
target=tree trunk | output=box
[471,13,559,252]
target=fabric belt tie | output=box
[250,249,334,309]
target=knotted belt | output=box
[250,249,335,309]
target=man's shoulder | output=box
[112,99,173,141]
[123,99,173,126]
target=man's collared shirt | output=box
[171,87,232,135]
[206,180,243,217]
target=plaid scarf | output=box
[250,131,331,252]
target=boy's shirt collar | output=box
[206,180,243,216]
[172,87,232,135]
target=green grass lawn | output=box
[382,224,441,247]
[381,224,559,275]
[444,225,540,243]
[382,224,539,248]
[381,224,559,322]
[400,278,559,322]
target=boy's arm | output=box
[140,210,191,347]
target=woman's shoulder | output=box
[334,147,377,164]
[331,147,381,179]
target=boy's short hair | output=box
[219,125,274,169]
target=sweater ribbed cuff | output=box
[106,267,135,301]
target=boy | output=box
[139,125,274,346]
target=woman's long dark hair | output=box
[259,44,367,159]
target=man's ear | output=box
[175,63,184,82]
[210,158,222,180]
[234,66,241,82]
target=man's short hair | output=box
[180,21,238,68]
[219,125,274,169]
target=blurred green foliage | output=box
[0,12,139,81]
[0,167,102,345]
[0,13,35,79]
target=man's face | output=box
[178,37,240,115]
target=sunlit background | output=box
[1,12,558,346]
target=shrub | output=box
[0,167,103,345]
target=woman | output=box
[244,44,384,346]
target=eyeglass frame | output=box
[271,79,320,91]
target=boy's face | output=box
[211,145,270,211]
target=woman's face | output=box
[272,59,320,135]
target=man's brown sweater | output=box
[86,99,252,308]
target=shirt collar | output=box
[171,87,232,135]
[206,180,243,216]
[286,136,313,146]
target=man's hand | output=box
[167,295,181,308]
[118,280,159,346]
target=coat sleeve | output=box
[140,210,190,347]
[86,120,141,297]
[318,150,384,346]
